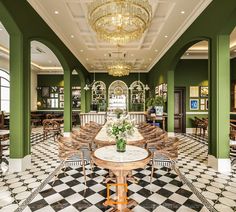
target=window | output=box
[0,69,10,113]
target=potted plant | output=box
[146,96,164,115]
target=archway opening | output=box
[174,40,209,134]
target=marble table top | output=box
[94,145,149,163]
[95,126,143,143]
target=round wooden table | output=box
[92,145,151,212]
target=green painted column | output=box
[209,34,230,158]
[9,34,31,168]
[167,70,174,133]
[64,70,72,132]
[208,34,231,172]
[80,81,86,113]
[85,89,91,112]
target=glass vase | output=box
[116,137,126,152]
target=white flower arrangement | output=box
[106,115,135,139]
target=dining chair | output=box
[150,137,179,184]
[42,119,62,142]
[54,136,89,185]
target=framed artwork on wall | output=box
[42,87,49,97]
[200,104,205,110]
[59,87,64,93]
[59,94,64,101]
[190,99,199,110]
[60,102,64,108]
[200,86,208,97]
[189,86,199,97]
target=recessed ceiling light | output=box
[80,49,84,52]
[181,11,185,14]
[155,49,158,52]
[54,10,59,15]
[104,54,107,56]
[70,34,74,38]
[86,58,89,61]
[164,35,168,38]
[131,54,134,57]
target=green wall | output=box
[230,58,236,80]
[38,74,81,87]
[88,73,148,111]
[175,59,208,128]
[90,73,147,87]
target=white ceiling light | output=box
[70,34,74,38]
[181,11,185,14]
[155,49,158,52]
[80,49,84,52]
[164,35,168,38]
[54,10,59,15]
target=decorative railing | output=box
[80,112,146,126]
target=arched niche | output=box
[91,81,106,111]
[129,81,145,111]
[108,80,128,112]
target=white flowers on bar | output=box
[106,115,135,139]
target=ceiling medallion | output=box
[88,0,152,44]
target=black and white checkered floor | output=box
[0,129,235,212]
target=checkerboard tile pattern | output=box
[25,165,207,212]
[0,128,59,211]
[1,130,236,212]
[176,134,236,212]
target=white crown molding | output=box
[148,0,213,71]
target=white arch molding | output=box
[108,80,128,112]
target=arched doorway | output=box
[108,80,128,112]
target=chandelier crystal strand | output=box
[88,0,152,44]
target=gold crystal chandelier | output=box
[107,51,132,77]
[107,63,131,77]
[88,0,152,44]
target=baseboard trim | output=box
[186,128,195,133]
[208,155,231,173]
[63,132,71,137]
[168,132,175,137]
[9,155,31,173]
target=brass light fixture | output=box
[88,0,152,44]
[107,52,132,77]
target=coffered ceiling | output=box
[1,0,236,73]
[26,0,213,72]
